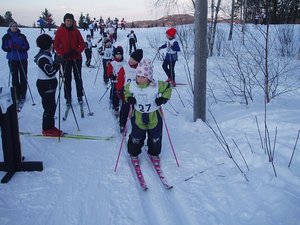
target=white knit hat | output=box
[136,58,154,82]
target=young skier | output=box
[98,37,114,84]
[114,49,143,133]
[84,34,97,67]
[34,34,63,137]
[127,30,137,55]
[106,46,127,116]
[124,58,172,163]
[158,27,180,87]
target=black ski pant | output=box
[61,59,83,103]
[85,49,92,66]
[102,58,111,83]
[109,83,120,111]
[36,78,58,130]
[127,110,163,157]
[8,59,28,101]
[129,39,136,55]
[162,60,176,81]
[119,100,130,128]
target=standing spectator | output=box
[158,27,180,87]
[254,13,260,25]
[99,16,105,35]
[261,12,267,25]
[82,16,88,31]
[1,21,30,106]
[37,17,46,34]
[89,21,94,38]
[120,18,126,30]
[54,13,86,105]
[34,34,63,137]
[47,15,52,31]
[127,30,137,55]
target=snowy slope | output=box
[0,24,300,225]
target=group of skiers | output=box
[1,12,181,163]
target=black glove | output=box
[53,63,60,70]
[127,96,136,105]
[110,74,117,81]
[155,97,167,106]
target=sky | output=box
[0,24,299,225]
[0,0,182,26]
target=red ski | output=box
[148,155,173,189]
[131,157,148,191]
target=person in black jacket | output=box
[1,21,30,105]
[127,30,137,55]
[34,34,63,137]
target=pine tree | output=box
[0,15,6,26]
[4,11,14,25]
[41,8,55,28]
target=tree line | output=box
[0,11,14,26]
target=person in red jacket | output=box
[54,13,86,105]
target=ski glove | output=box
[110,74,117,81]
[155,97,168,106]
[127,96,136,105]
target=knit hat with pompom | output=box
[136,58,154,82]
[166,27,176,38]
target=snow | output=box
[1,24,300,225]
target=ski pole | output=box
[159,107,180,167]
[82,88,94,116]
[57,65,62,142]
[73,59,94,116]
[7,61,12,87]
[169,57,185,108]
[98,83,111,103]
[152,50,159,64]
[174,87,185,108]
[114,106,132,173]
[17,51,36,105]
[94,55,102,84]
[59,63,80,131]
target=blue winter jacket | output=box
[1,29,30,60]
[159,37,180,62]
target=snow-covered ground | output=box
[0,24,300,225]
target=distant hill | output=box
[129,14,194,28]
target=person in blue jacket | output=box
[1,21,30,105]
[158,27,180,87]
